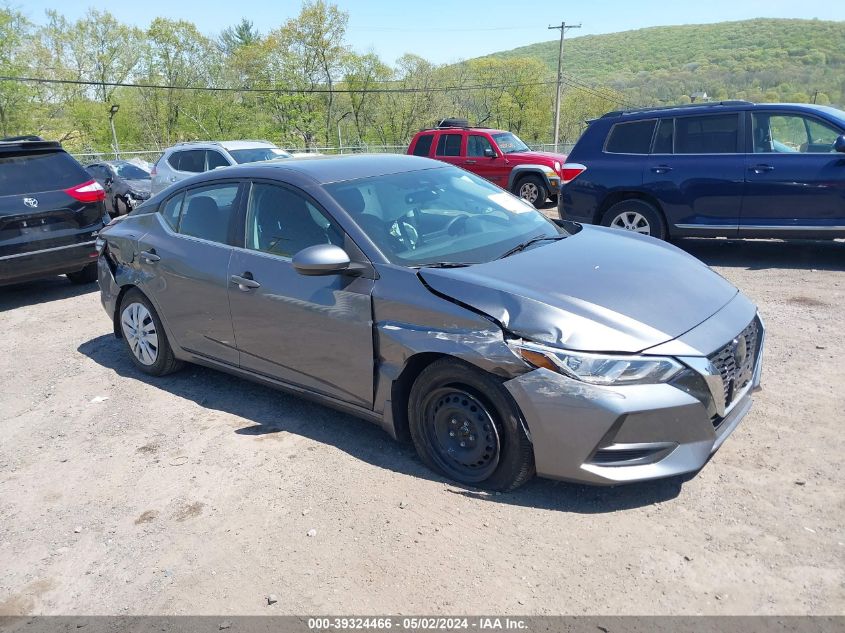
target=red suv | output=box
[407,119,568,208]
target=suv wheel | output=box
[515,175,547,209]
[66,263,98,284]
[602,200,666,240]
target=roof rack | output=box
[1,134,46,142]
[0,135,62,152]
[601,100,754,118]
[171,139,276,147]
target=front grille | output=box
[708,317,760,409]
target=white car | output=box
[150,140,291,195]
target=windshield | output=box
[229,148,290,164]
[492,132,530,154]
[114,163,150,180]
[326,166,563,267]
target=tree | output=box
[219,19,260,55]
[0,7,36,136]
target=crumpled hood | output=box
[419,225,739,353]
[124,179,152,195]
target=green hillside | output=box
[484,18,845,107]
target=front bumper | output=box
[504,304,764,485]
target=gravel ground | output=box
[0,237,843,616]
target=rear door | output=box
[642,113,745,236]
[433,132,465,168]
[742,110,845,233]
[227,181,375,407]
[135,180,244,365]
[0,148,105,260]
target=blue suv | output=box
[559,101,845,240]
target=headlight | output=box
[511,341,683,386]
[554,161,561,173]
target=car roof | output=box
[166,140,277,152]
[189,153,446,186]
[600,101,845,122]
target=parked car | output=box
[408,119,567,208]
[1,135,108,286]
[150,140,291,195]
[559,101,845,239]
[86,160,151,216]
[97,154,763,490]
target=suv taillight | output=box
[150,165,157,177]
[561,163,587,185]
[64,179,106,203]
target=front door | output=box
[465,134,508,188]
[136,181,243,365]
[742,111,845,232]
[227,182,375,408]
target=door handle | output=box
[651,165,672,174]
[750,164,774,174]
[140,250,160,263]
[230,274,261,291]
[464,160,477,165]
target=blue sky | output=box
[17,0,845,65]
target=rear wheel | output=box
[66,263,98,284]
[601,199,666,240]
[408,358,534,491]
[514,175,548,209]
[119,288,182,376]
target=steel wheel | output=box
[120,302,159,366]
[610,211,651,235]
[519,181,540,204]
[420,387,501,483]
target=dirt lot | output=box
[1,238,844,616]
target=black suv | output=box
[1,136,108,286]
[559,101,845,240]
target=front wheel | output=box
[408,358,534,491]
[514,175,548,209]
[601,199,666,240]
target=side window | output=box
[178,183,239,244]
[752,113,841,154]
[605,120,656,154]
[435,133,462,157]
[412,134,434,157]
[206,150,230,169]
[652,118,674,154]
[160,193,184,230]
[675,114,740,154]
[467,135,494,157]
[245,183,343,258]
[170,150,205,173]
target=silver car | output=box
[150,140,291,195]
[97,154,763,491]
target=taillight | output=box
[65,179,106,203]
[151,165,157,177]
[561,163,587,185]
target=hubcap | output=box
[519,182,539,203]
[120,302,158,366]
[423,388,500,482]
[610,211,651,235]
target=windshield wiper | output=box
[416,262,478,269]
[498,235,567,260]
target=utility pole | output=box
[549,21,581,152]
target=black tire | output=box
[601,199,667,240]
[514,175,548,209]
[66,263,98,284]
[408,358,535,491]
[118,288,183,376]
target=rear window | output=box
[675,114,740,154]
[605,120,656,154]
[435,134,462,157]
[0,150,90,196]
[412,134,434,157]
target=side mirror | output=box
[104,177,113,188]
[835,134,845,153]
[484,148,497,158]
[292,244,351,276]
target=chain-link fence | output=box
[71,142,576,163]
